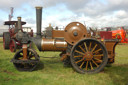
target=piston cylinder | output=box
[41,39,67,51]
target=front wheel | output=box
[11,48,40,71]
[70,38,108,74]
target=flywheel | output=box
[64,22,87,45]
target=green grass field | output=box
[0,38,128,85]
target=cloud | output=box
[25,18,35,24]
[115,10,128,19]
[0,0,31,11]
[29,0,128,17]
[0,0,128,32]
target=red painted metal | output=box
[101,27,128,43]
[9,39,16,52]
[100,31,112,39]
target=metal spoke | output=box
[94,58,102,62]
[74,55,83,58]
[90,62,93,70]
[79,45,86,53]
[75,59,83,64]
[93,54,103,57]
[92,59,99,67]
[91,44,97,52]
[84,42,88,52]
[75,50,85,55]
[30,63,34,66]
[80,61,85,68]
[89,42,92,51]
[85,61,88,70]
[29,51,31,55]
[93,48,102,53]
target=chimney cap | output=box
[35,6,42,9]
[17,17,21,19]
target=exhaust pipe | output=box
[36,6,42,38]
[14,17,21,33]
[17,17,22,30]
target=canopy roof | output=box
[4,21,26,25]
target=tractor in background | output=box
[3,7,33,52]
[100,27,128,43]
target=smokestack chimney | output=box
[36,6,42,38]
[17,17,22,30]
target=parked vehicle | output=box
[3,19,33,52]
[101,27,128,43]
[9,7,119,74]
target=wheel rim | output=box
[9,39,16,52]
[13,49,39,71]
[3,32,10,49]
[116,34,122,40]
[3,34,5,49]
[71,39,108,73]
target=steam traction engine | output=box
[11,7,119,74]
[3,18,33,52]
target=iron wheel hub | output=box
[83,52,93,61]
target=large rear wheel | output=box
[3,32,10,49]
[70,38,108,74]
